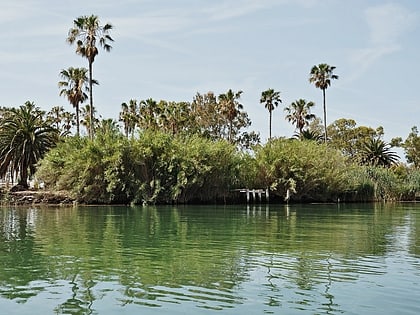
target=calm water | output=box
[1,203,420,314]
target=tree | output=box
[359,138,399,167]
[260,89,281,140]
[0,101,59,188]
[309,63,338,143]
[401,126,420,168]
[328,118,384,162]
[119,99,138,138]
[67,15,113,139]
[284,99,316,136]
[218,89,244,143]
[58,67,92,136]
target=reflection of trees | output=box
[1,204,420,313]
[0,208,47,302]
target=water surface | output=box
[1,203,419,314]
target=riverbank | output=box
[0,189,74,206]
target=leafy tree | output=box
[218,89,244,143]
[67,15,113,139]
[284,99,316,136]
[58,67,92,136]
[0,101,59,188]
[250,138,349,202]
[260,88,281,139]
[359,138,399,167]
[191,92,224,139]
[401,126,420,168]
[309,63,338,143]
[328,118,383,161]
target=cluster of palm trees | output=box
[259,63,338,142]
[0,12,406,193]
[61,15,113,138]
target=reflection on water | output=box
[1,203,420,314]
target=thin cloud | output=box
[347,3,417,82]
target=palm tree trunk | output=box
[269,110,272,140]
[18,163,29,188]
[323,88,327,143]
[75,103,80,136]
[89,60,94,139]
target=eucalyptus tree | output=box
[191,92,223,139]
[309,63,338,143]
[67,15,113,138]
[58,67,92,136]
[0,101,59,188]
[401,127,420,168]
[260,88,281,140]
[218,89,243,143]
[284,99,316,136]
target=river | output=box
[1,203,419,314]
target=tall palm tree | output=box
[218,89,243,143]
[0,101,59,188]
[260,88,281,140]
[309,63,338,143]
[58,67,91,136]
[67,15,113,139]
[284,99,316,135]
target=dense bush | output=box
[246,138,350,202]
[36,130,241,204]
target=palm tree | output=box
[260,88,281,140]
[58,67,92,136]
[119,99,138,137]
[359,138,399,167]
[47,106,65,130]
[309,63,338,143]
[218,89,243,143]
[284,99,316,135]
[67,15,113,139]
[80,104,99,136]
[0,101,59,188]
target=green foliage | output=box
[401,126,420,168]
[0,101,59,187]
[36,130,241,204]
[249,138,349,202]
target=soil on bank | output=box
[1,188,74,206]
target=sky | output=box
[0,0,419,144]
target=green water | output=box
[1,203,419,314]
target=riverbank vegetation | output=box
[1,14,419,205]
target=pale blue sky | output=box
[0,0,419,143]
